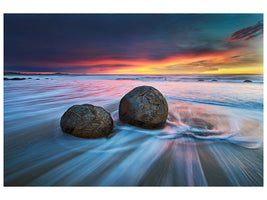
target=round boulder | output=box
[119,86,168,129]
[60,104,113,138]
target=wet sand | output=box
[4,76,263,186]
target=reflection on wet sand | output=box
[4,77,263,186]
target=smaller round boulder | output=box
[119,86,168,129]
[60,104,113,138]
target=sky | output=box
[4,14,263,74]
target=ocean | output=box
[4,74,263,186]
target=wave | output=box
[4,74,263,83]
[4,76,263,186]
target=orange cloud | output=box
[54,46,261,74]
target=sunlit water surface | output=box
[4,74,263,186]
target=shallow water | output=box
[4,74,263,186]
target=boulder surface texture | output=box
[119,86,168,129]
[60,104,113,138]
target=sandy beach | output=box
[4,74,263,186]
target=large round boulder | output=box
[119,86,168,129]
[60,104,113,138]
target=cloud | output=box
[164,59,219,73]
[4,14,263,74]
[227,20,263,42]
[231,55,241,58]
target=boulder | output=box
[119,86,168,129]
[60,104,113,138]
[243,80,252,82]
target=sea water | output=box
[4,74,263,186]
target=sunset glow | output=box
[4,14,263,74]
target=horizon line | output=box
[3,71,264,76]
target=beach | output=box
[4,74,263,186]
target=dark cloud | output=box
[5,64,133,73]
[231,55,241,58]
[227,20,263,42]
